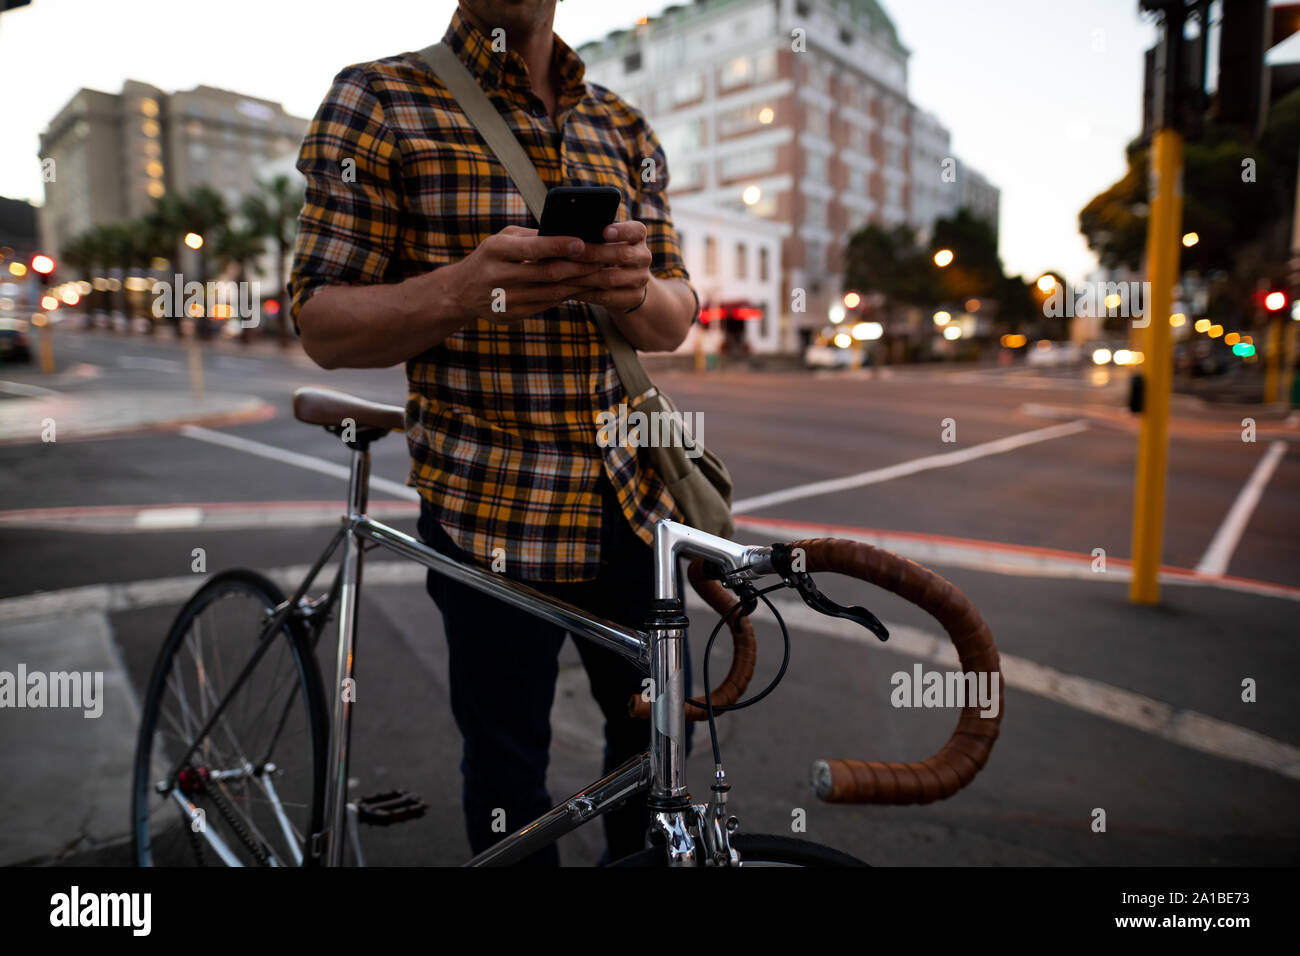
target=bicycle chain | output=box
[201,774,273,866]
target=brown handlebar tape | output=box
[791,538,1003,805]
[627,557,757,722]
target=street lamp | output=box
[184,232,204,250]
[1036,274,1056,294]
[842,291,861,309]
[1181,232,1199,247]
[933,249,954,268]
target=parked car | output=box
[0,317,32,363]
[804,332,861,369]
[1026,339,1082,367]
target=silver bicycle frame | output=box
[319,439,773,866]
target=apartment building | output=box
[38,80,307,262]
[579,0,999,353]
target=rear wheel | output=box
[132,570,329,866]
[608,832,867,867]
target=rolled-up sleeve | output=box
[628,116,689,284]
[288,65,402,328]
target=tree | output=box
[215,223,266,343]
[930,209,1005,303]
[242,174,304,344]
[1080,87,1300,283]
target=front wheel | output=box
[132,569,329,866]
[607,833,868,867]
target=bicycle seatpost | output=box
[321,433,372,865]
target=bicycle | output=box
[131,385,1004,867]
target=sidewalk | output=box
[0,388,272,444]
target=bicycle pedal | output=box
[355,790,428,826]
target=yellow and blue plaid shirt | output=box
[289,9,691,582]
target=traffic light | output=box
[1264,291,1287,313]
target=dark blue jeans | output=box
[419,479,692,866]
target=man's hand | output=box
[562,220,653,314]
[441,225,606,323]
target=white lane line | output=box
[133,506,203,529]
[0,379,58,397]
[1196,441,1287,576]
[732,420,1089,514]
[718,593,1300,782]
[179,424,419,502]
[2,563,1293,781]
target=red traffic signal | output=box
[1264,291,1287,312]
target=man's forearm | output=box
[297,267,466,369]
[608,277,697,353]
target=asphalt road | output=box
[1,325,1297,867]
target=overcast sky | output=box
[0,0,1167,283]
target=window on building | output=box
[657,118,705,160]
[721,55,752,90]
[718,103,770,138]
[671,72,703,105]
[736,242,747,279]
[705,236,717,275]
[807,106,828,137]
[623,50,642,73]
[759,246,770,282]
[719,146,775,180]
[805,198,827,229]
[805,151,828,181]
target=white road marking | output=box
[117,355,181,372]
[2,561,1294,782]
[179,424,419,501]
[733,515,1300,602]
[732,420,1089,514]
[0,379,57,397]
[726,593,1300,782]
[133,506,203,529]
[1196,441,1287,576]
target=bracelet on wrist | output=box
[624,283,650,314]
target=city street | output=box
[1,325,1296,866]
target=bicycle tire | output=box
[607,833,868,867]
[132,569,329,866]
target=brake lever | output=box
[769,544,889,642]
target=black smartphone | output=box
[537,186,622,244]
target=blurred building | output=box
[38,80,307,261]
[674,203,789,356]
[954,160,1000,237]
[579,0,999,354]
[908,109,957,244]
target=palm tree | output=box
[242,174,304,344]
[60,233,92,327]
[215,223,266,344]
[149,188,230,338]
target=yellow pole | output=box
[35,314,55,375]
[1130,128,1183,605]
[1283,321,1298,405]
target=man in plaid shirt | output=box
[289,0,700,865]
